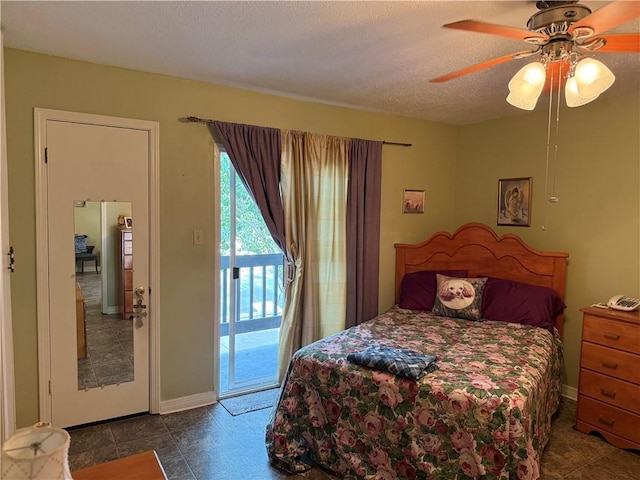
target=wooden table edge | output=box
[72,450,167,480]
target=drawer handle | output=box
[603,333,620,341]
[598,416,615,427]
[602,360,618,369]
[600,388,617,398]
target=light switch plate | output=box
[193,229,204,245]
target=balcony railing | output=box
[220,253,284,336]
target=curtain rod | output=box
[184,116,412,147]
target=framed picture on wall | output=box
[402,189,425,214]
[497,177,531,226]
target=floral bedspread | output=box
[266,306,563,480]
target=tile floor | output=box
[67,397,640,480]
[76,272,134,390]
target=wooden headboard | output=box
[395,223,569,335]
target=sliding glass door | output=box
[219,151,283,397]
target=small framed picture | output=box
[124,216,133,228]
[497,177,532,226]
[403,189,425,214]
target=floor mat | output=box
[219,388,280,416]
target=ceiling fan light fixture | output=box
[565,76,599,107]
[507,62,546,109]
[508,62,546,96]
[574,58,615,98]
[433,1,636,113]
[506,91,539,110]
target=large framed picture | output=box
[403,189,425,214]
[497,177,531,226]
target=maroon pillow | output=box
[398,270,468,311]
[481,277,566,330]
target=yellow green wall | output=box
[6,48,638,428]
[4,49,457,427]
[455,93,640,388]
[73,202,100,256]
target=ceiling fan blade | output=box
[430,50,537,83]
[584,33,640,53]
[568,1,640,36]
[443,20,547,43]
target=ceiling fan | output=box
[430,1,640,109]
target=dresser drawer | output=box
[124,269,133,290]
[583,314,640,354]
[124,240,133,255]
[577,396,640,444]
[580,342,639,384]
[579,368,640,414]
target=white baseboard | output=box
[159,391,217,415]
[562,384,577,401]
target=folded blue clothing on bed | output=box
[347,345,438,380]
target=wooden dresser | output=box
[118,227,134,319]
[576,307,640,449]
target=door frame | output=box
[215,146,281,397]
[0,29,16,441]
[34,108,161,422]
[213,145,221,398]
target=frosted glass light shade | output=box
[565,76,599,107]
[507,62,546,110]
[574,58,615,98]
[506,91,539,110]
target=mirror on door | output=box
[74,201,135,390]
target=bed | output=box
[266,222,569,479]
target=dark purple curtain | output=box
[208,120,381,328]
[346,139,383,327]
[208,121,286,253]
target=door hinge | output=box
[48,379,52,395]
[7,246,15,273]
[232,267,240,280]
[44,147,48,164]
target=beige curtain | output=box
[277,131,349,381]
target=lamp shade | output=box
[574,58,615,98]
[565,76,599,107]
[1,424,72,480]
[507,62,546,110]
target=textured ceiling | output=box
[1,1,639,125]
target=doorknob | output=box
[133,286,147,329]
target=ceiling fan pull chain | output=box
[541,64,556,232]
[550,61,564,203]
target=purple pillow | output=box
[398,270,468,311]
[481,277,566,330]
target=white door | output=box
[37,111,156,427]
